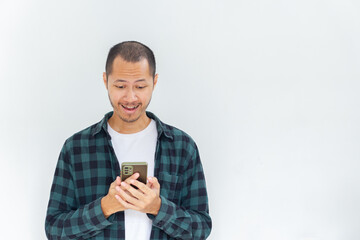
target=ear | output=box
[153,73,158,89]
[103,72,108,90]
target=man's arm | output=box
[150,145,212,239]
[45,141,115,239]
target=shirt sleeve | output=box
[45,140,113,239]
[148,144,212,239]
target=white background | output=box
[1,0,359,239]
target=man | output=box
[45,41,211,239]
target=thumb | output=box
[115,176,121,185]
[147,177,160,189]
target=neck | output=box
[108,112,151,134]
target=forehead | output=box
[109,56,151,80]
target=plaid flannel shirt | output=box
[45,111,212,239]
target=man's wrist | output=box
[101,195,112,218]
[151,196,162,216]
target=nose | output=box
[124,87,137,102]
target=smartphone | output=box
[121,162,148,186]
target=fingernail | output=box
[121,182,126,187]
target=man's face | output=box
[103,56,157,124]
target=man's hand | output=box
[115,176,161,216]
[100,174,139,218]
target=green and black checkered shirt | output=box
[45,111,212,239]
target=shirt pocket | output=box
[158,172,181,203]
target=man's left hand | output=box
[115,176,161,216]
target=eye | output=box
[137,86,146,89]
[115,85,124,89]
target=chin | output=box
[118,112,142,123]
[121,116,139,123]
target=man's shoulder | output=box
[62,122,101,148]
[63,112,112,147]
[154,116,198,149]
[161,121,193,140]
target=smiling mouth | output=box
[121,105,140,111]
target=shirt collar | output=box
[91,111,173,140]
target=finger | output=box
[114,187,127,200]
[123,174,142,190]
[116,185,135,198]
[118,187,141,206]
[122,172,140,182]
[121,182,144,200]
[128,179,149,194]
[132,172,140,179]
[115,194,140,211]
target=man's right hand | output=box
[100,174,139,218]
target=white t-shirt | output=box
[107,119,157,240]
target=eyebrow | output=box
[114,79,146,83]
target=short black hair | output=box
[105,41,156,79]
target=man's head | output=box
[105,41,156,81]
[103,41,158,131]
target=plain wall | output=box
[1,0,359,239]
